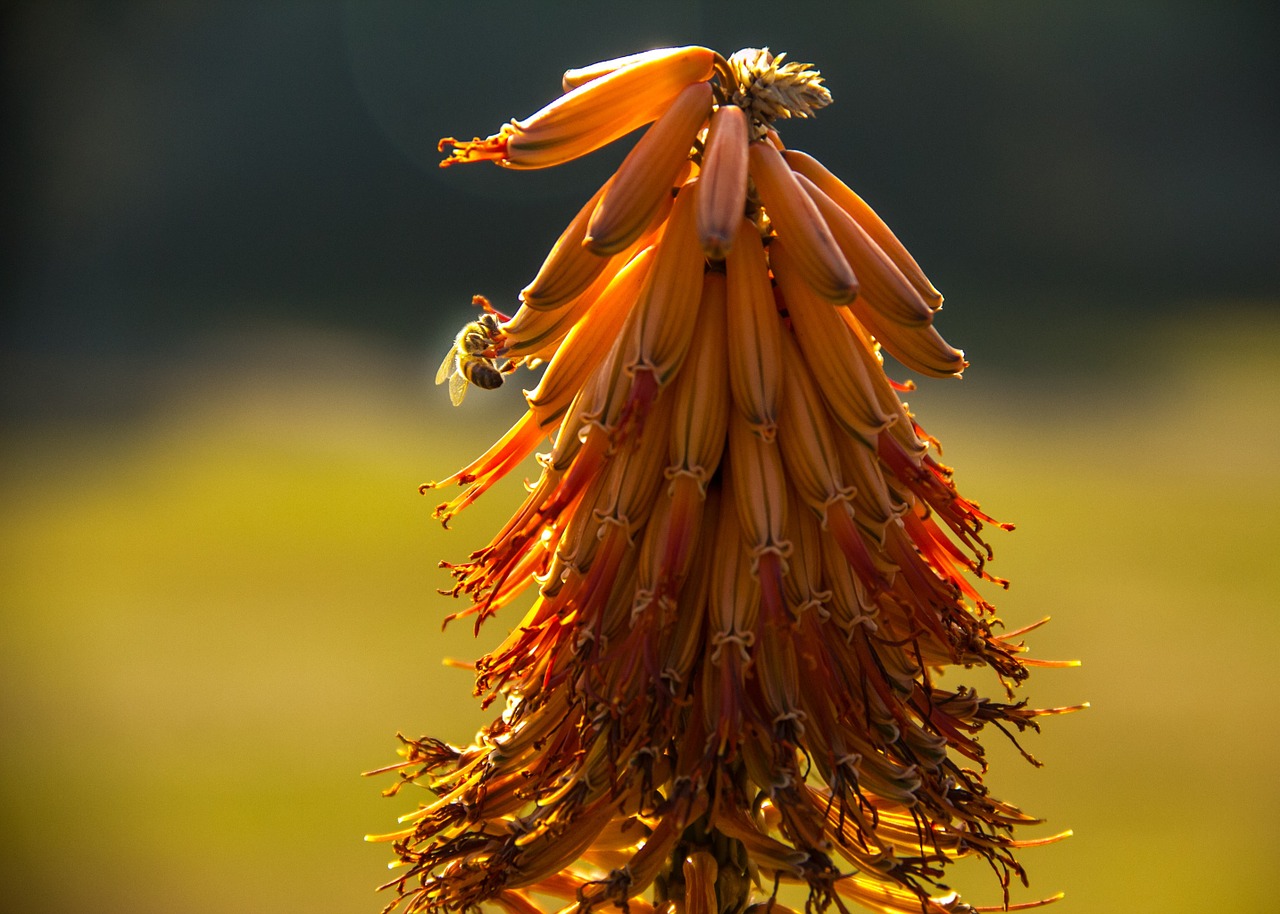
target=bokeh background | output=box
[3,2,1278,912]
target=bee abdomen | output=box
[467,362,504,390]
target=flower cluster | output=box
[369,47,1075,914]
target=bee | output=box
[435,312,506,406]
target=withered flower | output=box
[369,46,1079,914]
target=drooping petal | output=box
[724,218,783,441]
[774,330,855,517]
[857,304,969,379]
[519,175,615,311]
[523,245,656,427]
[586,80,713,255]
[796,171,935,328]
[668,271,731,492]
[440,46,717,169]
[621,179,706,386]
[748,140,857,303]
[784,148,943,308]
[696,104,750,258]
[770,234,895,439]
[508,203,673,361]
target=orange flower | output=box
[370,46,1080,914]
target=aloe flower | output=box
[369,46,1077,914]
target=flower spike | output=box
[383,43,1075,914]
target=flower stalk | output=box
[371,45,1079,914]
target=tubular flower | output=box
[371,46,1079,914]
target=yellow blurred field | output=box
[2,313,1277,913]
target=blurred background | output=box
[3,2,1278,912]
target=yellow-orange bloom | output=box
[376,45,1078,914]
[439,46,716,169]
[586,81,713,255]
[696,104,749,258]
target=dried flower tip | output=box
[727,48,832,125]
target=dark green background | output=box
[6,1,1278,416]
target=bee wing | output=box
[435,349,456,385]
[449,369,469,406]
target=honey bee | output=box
[435,312,505,406]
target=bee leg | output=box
[472,293,513,323]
